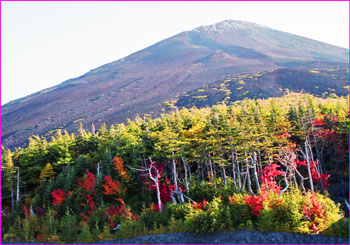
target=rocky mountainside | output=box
[174,68,349,109]
[2,20,348,149]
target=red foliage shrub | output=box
[260,163,284,193]
[295,160,307,167]
[276,132,291,139]
[302,193,325,220]
[295,160,330,190]
[86,194,96,213]
[104,198,136,228]
[149,203,162,212]
[80,213,89,223]
[51,189,66,205]
[24,205,31,218]
[311,168,330,190]
[102,176,121,196]
[78,170,96,193]
[244,194,265,216]
[36,234,44,242]
[193,199,207,210]
[302,193,326,234]
[244,163,285,217]
[312,223,319,233]
[310,114,345,159]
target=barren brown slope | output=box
[1,20,348,149]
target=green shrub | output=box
[322,218,349,237]
[42,209,58,241]
[117,219,147,239]
[88,206,108,231]
[2,232,19,242]
[185,208,213,234]
[168,216,186,232]
[256,191,300,232]
[18,215,40,242]
[245,220,254,231]
[164,202,188,221]
[207,197,227,232]
[150,222,167,235]
[140,208,169,229]
[189,177,237,202]
[59,210,78,243]
[99,224,114,240]
[8,215,23,238]
[189,180,217,202]
[185,196,252,234]
[315,192,344,231]
[77,222,93,243]
[227,193,253,223]
[253,189,344,234]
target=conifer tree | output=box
[2,149,17,211]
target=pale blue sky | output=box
[1,1,349,105]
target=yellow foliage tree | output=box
[40,163,56,182]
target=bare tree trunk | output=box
[97,162,101,176]
[222,165,227,186]
[252,153,260,193]
[170,191,177,204]
[295,168,306,194]
[246,159,253,195]
[293,171,298,188]
[197,163,202,183]
[201,162,204,183]
[309,110,323,174]
[305,141,314,193]
[279,171,289,197]
[209,158,214,181]
[242,169,247,192]
[181,156,190,193]
[236,152,242,193]
[231,145,238,190]
[172,151,178,191]
[16,168,20,206]
[154,176,162,211]
[148,159,163,211]
[257,150,263,173]
[11,183,14,212]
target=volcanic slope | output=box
[174,68,349,109]
[2,20,349,149]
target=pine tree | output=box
[2,149,17,211]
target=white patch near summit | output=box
[193,20,272,34]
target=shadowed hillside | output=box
[174,68,349,109]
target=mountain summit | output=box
[193,20,272,33]
[2,20,348,149]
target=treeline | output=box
[1,93,349,242]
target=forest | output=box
[1,93,349,243]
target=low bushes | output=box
[1,189,346,242]
[184,189,344,235]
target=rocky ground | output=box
[97,230,349,244]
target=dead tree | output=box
[16,168,20,206]
[276,147,300,196]
[300,141,315,193]
[128,158,163,212]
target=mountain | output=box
[174,68,349,109]
[1,20,348,149]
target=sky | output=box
[1,1,349,105]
